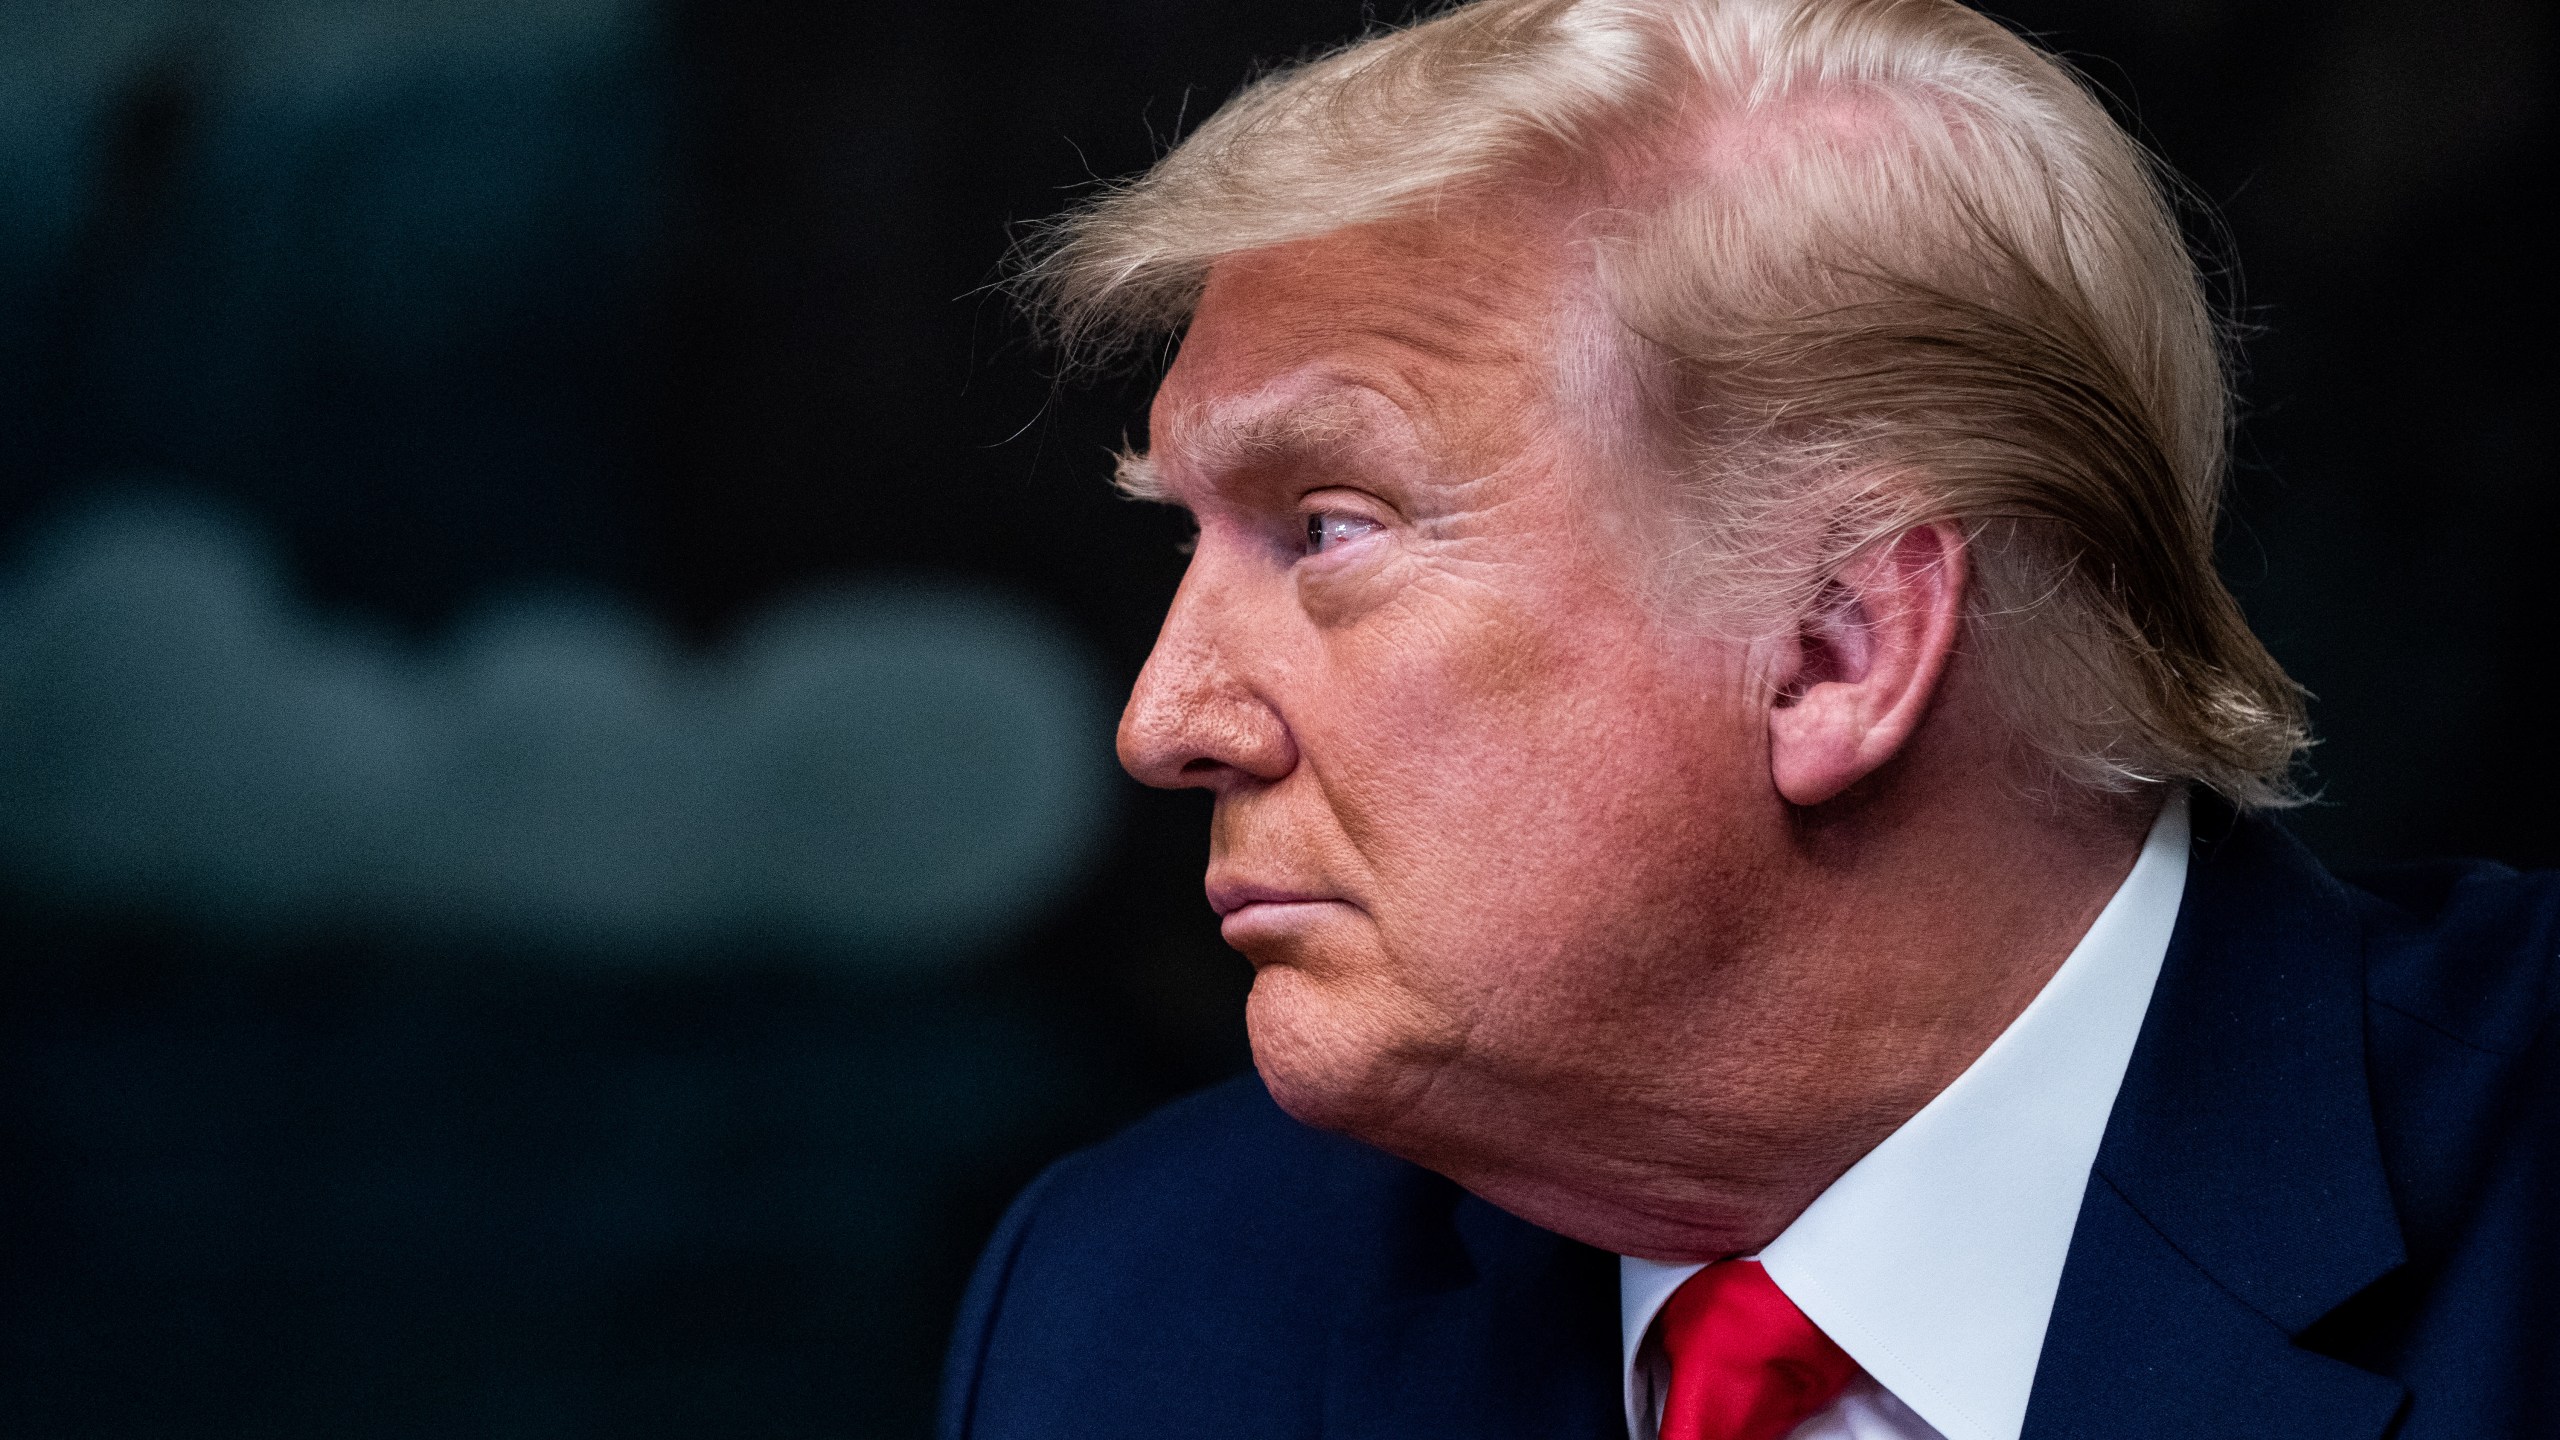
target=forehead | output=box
[1147,211,1580,484]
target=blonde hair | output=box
[1022,0,2308,807]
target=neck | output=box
[1440,754,2163,1261]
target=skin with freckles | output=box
[1117,204,2155,1262]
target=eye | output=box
[1302,510,1382,557]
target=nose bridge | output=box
[1119,546,1291,789]
[1123,562,1221,737]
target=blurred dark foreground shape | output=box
[0,0,2549,1436]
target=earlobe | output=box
[1766,523,1968,807]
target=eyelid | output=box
[1296,486,1393,523]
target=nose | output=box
[1117,556,1298,793]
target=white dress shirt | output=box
[1617,793,2191,1440]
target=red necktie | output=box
[1655,1260,1862,1440]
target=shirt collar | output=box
[1618,793,2190,1440]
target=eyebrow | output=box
[1117,390,1391,504]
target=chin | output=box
[1243,965,1457,1149]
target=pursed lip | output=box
[1205,879,1336,918]
[1210,881,1353,952]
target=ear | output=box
[1766,522,1969,807]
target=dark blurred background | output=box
[0,0,2548,1435]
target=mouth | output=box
[1206,880,1351,950]
[1207,881,1331,918]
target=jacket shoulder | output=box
[2342,857,2560,1055]
[2317,857,2560,1429]
[940,1073,1435,1440]
[1016,1071,1424,1275]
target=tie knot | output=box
[1654,1260,1862,1440]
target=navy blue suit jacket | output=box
[942,812,2559,1438]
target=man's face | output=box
[1123,212,1786,1181]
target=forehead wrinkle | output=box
[1241,281,1545,391]
[1149,377,1423,495]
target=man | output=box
[942,1,2558,1437]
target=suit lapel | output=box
[1324,1180,1622,1440]
[2024,809,2409,1438]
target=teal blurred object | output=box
[0,492,1115,961]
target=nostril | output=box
[1179,758,1223,775]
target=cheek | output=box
[1307,584,1765,976]
[1317,588,1743,858]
